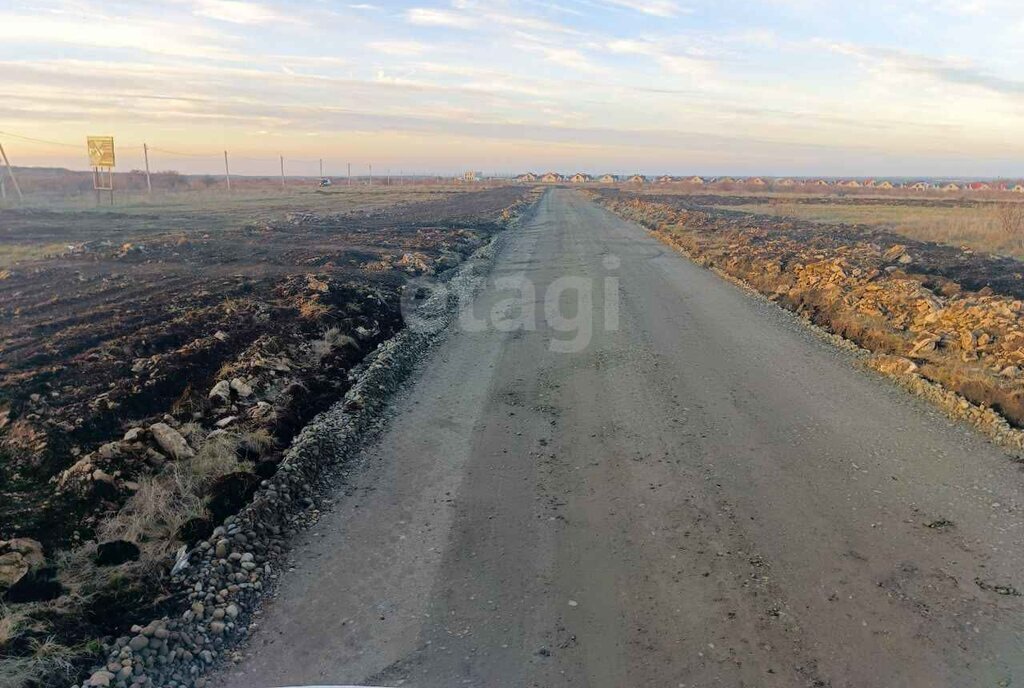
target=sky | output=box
[2,0,1024,177]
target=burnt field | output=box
[0,185,534,685]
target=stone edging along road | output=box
[74,199,539,688]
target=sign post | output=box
[87,136,116,205]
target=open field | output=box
[0,183,536,686]
[718,200,1021,257]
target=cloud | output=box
[193,0,293,25]
[0,11,233,60]
[607,39,713,78]
[368,41,434,56]
[600,0,688,17]
[819,40,1024,98]
[405,7,478,28]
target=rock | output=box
[215,416,237,429]
[95,540,141,566]
[213,330,229,342]
[92,468,116,484]
[123,427,144,442]
[209,380,232,405]
[128,635,149,651]
[0,538,45,593]
[87,669,115,687]
[149,423,194,460]
[869,354,918,377]
[229,378,253,398]
[209,621,226,636]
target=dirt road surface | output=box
[221,190,1024,688]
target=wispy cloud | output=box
[193,0,295,25]
[368,40,435,56]
[600,0,688,17]
[405,7,478,28]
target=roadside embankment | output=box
[597,192,1024,448]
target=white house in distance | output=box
[515,172,538,183]
[627,174,646,184]
[540,172,563,183]
[598,174,618,183]
[570,172,592,184]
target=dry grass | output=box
[0,243,71,269]
[723,201,1024,257]
[0,636,79,688]
[97,468,204,555]
[307,326,358,364]
[96,428,253,561]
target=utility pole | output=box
[369,163,373,186]
[347,162,351,186]
[143,143,152,194]
[387,168,390,187]
[280,155,285,190]
[0,143,23,202]
[319,158,323,178]
[1,175,6,201]
[223,151,232,191]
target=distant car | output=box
[319,178,332,187]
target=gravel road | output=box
[221,189,1024,688]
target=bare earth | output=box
[220,189,1024,688]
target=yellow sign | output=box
[87,136,115,167]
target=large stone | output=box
[229,378,253,398]
[2,540,62,606]
[208,380,232,405]
[149,422,194,460]
[0,538,45,593]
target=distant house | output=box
[461,170,482,183]
[808,179,830,186]
[837,179,861,188]
[863,179,876,188]
[656,175,676,184]
[714,176,736,185]
[874,180,894,189]
[569,172,592,184]
[540,172,563,183]
[908,181,931,190]
[515,172,538,183]
[940,182,960,192]
[775,178,797,187]
[746,177,767,187]
[598,174,618,183]
[966,182,990,191]
[683,175,705,185]
[627,174,647,184]
[1012,184,1024,193]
